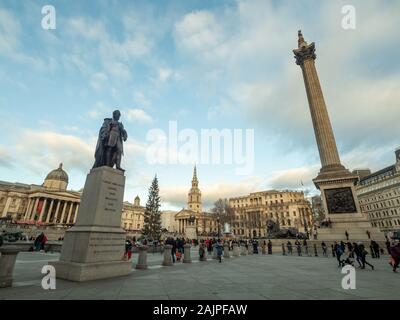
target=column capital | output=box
[293,42,316,66]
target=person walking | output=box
[389,242,400,273]
[334,241,343,267]
[216,240,224,263]
[199,242,206,260]
[124,239,133,261]
[359,243,374,270]
[261,241,267,255]
[295,239,302,256]
[253,239,259,254]
[287,241,293,255]
[353,242,363,268]
[347,242,354,258]
[345,230,349,241]
[321,241,328,257]
[303,239,309,256]
[372,240,380,259]
[267,240,272,254]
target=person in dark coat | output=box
[216,240,224,263]
[389,242,400,273]
[287,241,293,255]
[267,240,272,254]
[359,243,374,270]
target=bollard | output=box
[233,243,240,257]
[162,244,173,266]
[135,245,148,270]
[240,245,247,256]
[199,244,207,261]
[223,243,230,259]
[0,246,21,288]
[313,243,318,257]
[212,244,218,259]
[248,245,253,255]
[183,244,192,263]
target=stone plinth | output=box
[240,245,247,256]
[50,166,131,282]
[248,245,253,255]
[223,244,230,259]
[135,246,148,270]
[183,244,192,263]
[185,225,197,240]
[0,246,22,288]
[162,244,173,266]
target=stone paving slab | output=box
[0,250,398,300]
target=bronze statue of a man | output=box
[93,110,128,171]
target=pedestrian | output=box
[331,244,336,257]
[303,239,308,256]
[385,237,391,255]
[253,239,259,254]
[345,230,349,241]
[347,242,354,258]
[199,242,206,260]
[295,239,302,256]
[216,240,224,263]
[359,243,374,270]
[321,241,328,257]
[287,241,293,255]
[261,241,267,255]
[267,240,272,254]
[124,239,133,261]
[366,230,371,239]
[372,240,380,259]
[389,242,400,273]
[353,242,363,268]
[334,242,343,267]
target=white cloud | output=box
[174,10,224,54]
[90,72,108,91]
[125,108,153,124]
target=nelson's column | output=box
[293,31,383,241]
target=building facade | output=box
[175,167,219,237]
[356,149,400,233]
[0,164,81,225]
[229,190,313,238]
[121,195,145,237]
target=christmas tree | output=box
[142,175,162,240]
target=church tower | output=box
[188,165,202,214]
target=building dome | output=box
[43,163,69,190]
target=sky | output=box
[0,0,399,211]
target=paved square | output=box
[0,249,398,300]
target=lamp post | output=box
[217,217,220,240]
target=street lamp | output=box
[217,217,220,240]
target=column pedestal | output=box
[50,166,131,282]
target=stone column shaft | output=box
[38,198,47,222]
[46,200,55,223]
[301,59,341,168]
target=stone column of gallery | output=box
[293,30,383,241]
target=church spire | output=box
[192,165,198,187]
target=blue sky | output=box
[0,0,399,210]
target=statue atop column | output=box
[93,110,128,171]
